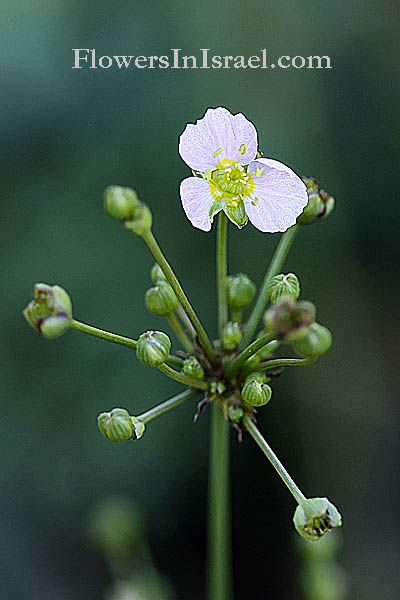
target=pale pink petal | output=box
[244,158,308,233]
[180,176,217,232]
[179,107,258,172]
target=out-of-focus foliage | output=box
[1,1,399,598]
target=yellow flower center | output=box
[209,159,255,208]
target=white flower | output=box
[179,107,308,233]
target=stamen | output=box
[255,167,264,178]
[251,198,259,206]
[213,147,223,158]
[240,144,247,155]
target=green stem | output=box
[243,416,306,504]
[167,312,194,353]
[158,363,208,390]
[217,212,228,339]
[138,389,198,424]
[70,319,137,348]
[165,355,184,369]
[240,225,299,350]
[142,230,215,364]
[255,356,317,371]
[225,332,275,379]
[177,305,196,337]
[231,308,242,324]
[207,402,231,600]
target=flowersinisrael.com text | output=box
[72,48,332,70]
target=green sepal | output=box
[224,201,248,228]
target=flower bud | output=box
[267,273,300,304]
[228,405,244,423]
[293,497,342,541]
[242,377,272,407]
[298,177,335,225]
[264,300,315,340]
[136,330,171,366]
[150,263,167,284]
[292,323,332,358]
[181,357,205,380]
[222,321,242,350]
[97,408,145,442]
[226,273,256,309]
[23,283,72,339]
[145,282,178,316]
[103,186,140,220]
[124,202,152,236]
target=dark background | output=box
[2,1,399,598]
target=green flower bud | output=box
[228,405,244,423]
[150,263,167,284]
[292,323,332,358]
[181,357,205,380]
[97,408,145,442]
[208,380,226,395]
[23,283,72,339]
[293,497,342,541]
[267,273,300,304]
[145,282,178,316]
[125,202,152,236]
[242,378,272,407]
[244,372,267,384]
[298,177,335,225]
[103,186,140,220]
[136,330,171,367]
[263,300,315,340]
[226,273,256,309]
[222,321,242,350]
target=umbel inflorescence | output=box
[23,108,341,551]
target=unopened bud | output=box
[182,357,205,380]
[226,273,256,309]
[264,300,315,340]
[298,177,335,225]
[292,323,332,358]
[125,202,152,236]
[104,186,140,220]
[97,408,145,442]
[145,282,178,316]
[293,497,342,541]
[150,263,167,284]
[228,405,244,423]
[242,376,272,407]
[267,273,300,304]
[222,321,242,350]
[23,283,72,339]
[136,330,171,366]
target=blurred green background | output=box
[2,1,399,598]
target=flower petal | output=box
[179,107,258,172]
[244,158,308,233]
[180,177,218,232]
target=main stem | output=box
[217,212,228,338]
[240,225,299,350]
[243,416,306,504]
[142,230,215,364]
[207,402,231,600]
